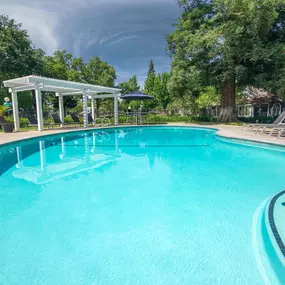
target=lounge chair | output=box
[88,113,105,126]
[278,127,285,139]
[88,113,95,125]
[243,111,285,132]
[27,114,52,129]
[51,113,73,128]
[70,114,83,127]
[267,125,285,138]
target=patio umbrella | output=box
[120,91,154,101]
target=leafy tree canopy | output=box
[0,15,45,103]
[117,75,140,94]
[144,60,156,95]
[153,72,172,111]
[167,0,285,121]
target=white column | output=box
[57,93,64,127]
[35,87,44,131]
[91,96,96,124]
[82,89,89,128]
[11,89,20,131]
[114,94,119,126]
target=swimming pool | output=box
[0,126,284,284]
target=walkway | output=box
[0,124,285,146]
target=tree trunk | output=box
[218,74,236,122]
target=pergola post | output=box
[35,86,44,131]
[4,76,121,132]
[114,94,119,126]
[11,89,20,131]
[91,96,96,125]
[83,89,89,128]
[57,93,64,127]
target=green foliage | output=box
[144,60,156,95]
[0,15,45,102]
[153,72,172,111]
[17,92,33,109]
[0,105,7,117]
[4,116,29,127]
[196,87,220,109]
[167,95,199,116]
[118,75,140,94]
[20,117,29,127]
[43,50,117,111]
[0,15,44,77]
[118,76,141,110]
[167,0,285,121]
[238,116,278,124]
[64,116,73,123]
[69,101,83,115]
[85,56,116,87]
[3,115,13,123]
[147,114,216,123]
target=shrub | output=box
[4,116,30,127]
[20,118,29,127]
[64,116,73,123]
[238,116,276,124]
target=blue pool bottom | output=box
[0,126,284,285]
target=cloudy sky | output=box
[2,0,180,86]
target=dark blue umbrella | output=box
[120,91,154,100]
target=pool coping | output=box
[0,124,285,149]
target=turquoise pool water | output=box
[0,126,284,285]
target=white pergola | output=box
[3,75,121,131]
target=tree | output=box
[167,0,285,121]
[0,15,45,104]
[83,56,117,116]
[117,76,141,110]
[144,60,156,95]
[118,75,140,94]
[85,56,116,87]
[153,72,172,112]
[128,75,140,92]
[196,86,219,110]
[43,52,117,112]
[43,50,78,109]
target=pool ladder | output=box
[94,117,111,127]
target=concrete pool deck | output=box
[0,123,284,147]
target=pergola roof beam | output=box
[3,75,121,95]
[4,76,30,87]
[28,76,120,94]
[41,86,81,93]
[9,83,43,93]
[91,94,120,99]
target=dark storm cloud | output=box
[57,1,179,85]
[2,0,180,86]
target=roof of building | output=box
[241,87,282,104]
